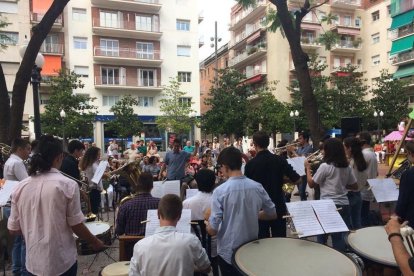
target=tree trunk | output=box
[272,0,323,146]
[6,0,70,143]
[0,64,10,143]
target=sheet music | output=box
[367,178,399,203]
[311,200,349,234]
[286,201,325,238]
[151,180,181,198]
[287,157,306,176]
[0,180,19,206]
[185,189,198,199]
[91,161,108,184]
[145,209,192,237]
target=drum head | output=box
[84,222,110,236]
[102,262,129,276]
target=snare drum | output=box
[233,238,361,276]
[76,222,112,255]
[101,262,129,276]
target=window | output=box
[136,15,153,31]
[372,11,380,21]
[0,2,18,14]
[343,15,352,26]
[176,19,190,31]
[103,96,120,106]
[73,37,87,49]
[372,33,380,44]
[100,11,119,28]
[387,5,391,15]
[177,72,191,82]
[355,17,362,27]
[177,45,191,57]
[100,39,119,56]
[179,97,191,107]
[101,67,120,85]
[74,66,89,77]
[72,8,87,21]
[137,42,154,59]
[0,32,18,45]
[138,96,154,107]
[40,94,50,105]
[372,54,380,65]
[138,69,156,86]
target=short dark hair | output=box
[194,169,215,193]
[30,140,39,154]
[405,141,414,154]
[358,131,371,145]
[217,146,242,171]
[299,132,310,141]
[29,135,63,175]
[137,172,153,192]
[11,138,30,153]
[252,131,269,149]
[148,156,157,164]
[67,140,85,154]
[173,138,181,145]
[158,194,182,221]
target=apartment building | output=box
[0,0,201,148]
[227,0,396,105]
[389,0,414,107]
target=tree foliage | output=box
[0,15,11,50]
[40,70,97,138]
[202,69,251,137]
[156,78,196,135]
[107,95,143,139]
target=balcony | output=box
[229,44,267,68]
[92,18,162,40]
[300,37,322,50]
[229,0,267,31]
[94,76,163,91]
[30,13,63,30]
[331,0,361,10]
[391,25,414,41]
[93,47,162,66]
[39,44,64,55]
[241,67,267,86]
[331,64,362,74]
[91,0,161,13]
[392,51,414,66]
[229,21,266,49]
[330,23,361,36]
[331,40,361,53]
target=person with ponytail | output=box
[7,135,105,276]
[343,137,368,230]
[79,147,104,215]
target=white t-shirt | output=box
[349,159,368,192]
[361,147,378,201]
[313,163,356,205]
[182,191,212,221]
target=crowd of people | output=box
[0,129,413,276]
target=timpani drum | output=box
[101,262,129,276]
[346,226,407,268]
[76,222,112,255]
[233,238,361,276]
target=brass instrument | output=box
[109,160,141,193]
[0,143,11,158]
[282,183,296,194]
[274,142,300,155]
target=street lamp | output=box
[210,21,222,88]
[290,110,299,140]
[374,110,384,140]
[20,37,44,140]
[60,109,66,150]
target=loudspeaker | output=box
[341,117,361,138]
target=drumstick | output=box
[282,215,292,219]
[409,236,414,256]
[405,236,414,256]
[336,207,342,211]
[291,231,303,236]
[141,220,150,224]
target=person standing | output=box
[159,139,190,181]
[206,147,277,275]
[123,144,139,163]
[7,135,105,276]
[60,140,85,181]
[3,138,31,276]
[245,131,300,238]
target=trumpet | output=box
[274,142,300,155]
[0,143,11,157]
[306,150,323,162]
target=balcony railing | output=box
[333,40,361,49]
[331,22,360,29]
[30,13,63,25]
[392,51,414,65]
[331,0,361,7]
[332,64,362,72]
[230,0,266,28]
[390,25,414,41]
[94,47,160,60]
[229,21,264,48]
[92,18,160,33]
[246,67,267,78]
[40,43,64,54]
[95,76,160,88]
[300,37,320,45]
[229,43,266,67]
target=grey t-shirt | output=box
[313,163,356,205]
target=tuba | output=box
[109,160,142,193]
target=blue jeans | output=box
[347,191,362,230]
[316,204,351,252]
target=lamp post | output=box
[290,110,299,140]
[210,21,222,88]
[20,37,44,140]
[374,110,384,141]
[60,109,66,150]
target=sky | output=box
[198,0,236,61]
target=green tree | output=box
[202,68,251,138]
[40,70,97,138]
[370,70,410,131]
[106,95,143,145]
[156,78,195,136]
[0,15,11,50]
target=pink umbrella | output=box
[383,131,413,141]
